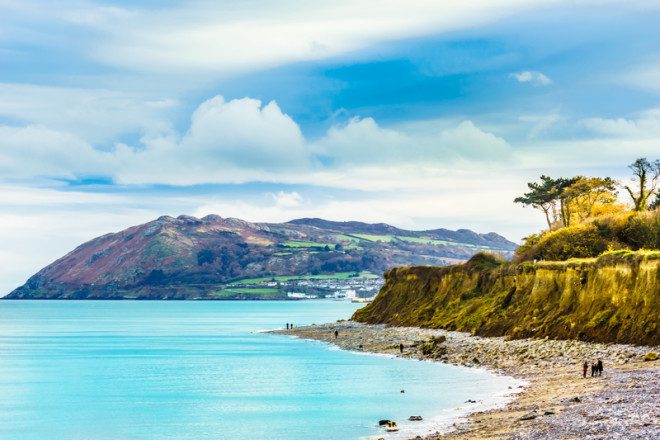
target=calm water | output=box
[0,301,518,439]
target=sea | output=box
[0,300,519,440]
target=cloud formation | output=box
[0,83,177,144]
[86,0,561,74]
[580,108,660,138]
[115,96,310,185]
[0,125,113,179]
[511,70,553,86]
[0,93,518,186]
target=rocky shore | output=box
[272,321,659,439]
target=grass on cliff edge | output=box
[523,248,660,270]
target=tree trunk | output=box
[543,207,552,229]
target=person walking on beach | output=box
[334,330,338,339]
[591,361,597,377]
[582,361,588,378]
[597,359,603,376]
[399,343,404,354]
[286,323,289,330]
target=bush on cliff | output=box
[515,209,660,262]
[615,210,660,249]
[464,252,506,271]
[535,225,609,261]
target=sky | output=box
[1,0,660,294]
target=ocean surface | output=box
[0,300,518,439]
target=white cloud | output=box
[273,191,303,209]
[114,96,311,185]
[0,83,178,144]
[620,60,660,94]
[1,93,517,187]
[580,108,660,137]
[511,70,553,86]
[314,117,410,164]
[6,92,659,192]
[314,117,512,166]
[518,114,562,139]
[438,121,511,159]
[82,0,565,74]
[0,124,113,179]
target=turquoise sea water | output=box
[0,301,517,439]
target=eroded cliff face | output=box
[352,252,659,345]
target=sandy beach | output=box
[272,321,659,439]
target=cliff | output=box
[352,251,659,345]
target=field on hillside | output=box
[228,271,379,285]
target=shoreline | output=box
[271,321,659,439]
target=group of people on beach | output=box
[582,359,604,377]
[285,323,294,329]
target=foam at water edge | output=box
[277,331,526,440]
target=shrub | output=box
[516,209,659,262]
[617,210,660,250]
[535,225,609,261]
[464,252,505,271]
[513,233,541,262]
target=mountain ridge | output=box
[5,215,517,299]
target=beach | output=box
[273,321,659,439]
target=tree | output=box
[514,175,575,229]
[624,158,660,211]
[562,177,618,224]
[651,194,660,210]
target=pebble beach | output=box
[273,321,659,439]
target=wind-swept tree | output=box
[514,175,575,229]
[624,158,660,211]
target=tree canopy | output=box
[516,158,657,230]
[513,158,659,262]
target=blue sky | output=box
[1,0,659,293]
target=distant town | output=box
[220,272,385,301]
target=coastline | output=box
[271,321,659,439]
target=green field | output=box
[396,236,447,245]
[349,233,396,242]
[349,234,496,250]
[212,287,282,298]
[227,271,379,285]
[282,240,331,249]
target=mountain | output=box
[5,215,517,299]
